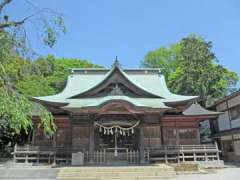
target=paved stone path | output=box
[0,164,239,180]
[0,167,58,180]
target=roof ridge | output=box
[71,68,162,74]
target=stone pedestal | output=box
[72,152,84,166]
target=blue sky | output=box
[4,0,240,74]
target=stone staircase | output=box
[57,164,176,180]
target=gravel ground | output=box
[0,162,239,180]
[177,167,240,180]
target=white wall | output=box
[231,118,240,128]
[218,112,231,131]
[216,94,240,131]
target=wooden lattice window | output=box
[178,129,197,139]
[165,128,177,139]
[178,128,199,145]
[163,127,177,145]
[143,126,161,147]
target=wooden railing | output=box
[13,143,221,164]
[93,149,106,164]
[146,143,220,163]
[126,149,139,164]
[13,144,88,164]
[144,149,150,163]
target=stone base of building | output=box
[197,160,225,169]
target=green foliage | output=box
[43,16,66,48]
[0,31,50,147]
[0,31,12,64]
[0,1,67,149]
[17,75,56,96]
[47,57,103,93]
[141,44,181,80]
[0,87,55,134]
[14,55,102,96]
[0,30,100,148]
[0,88,32,134]
[142,35,239,106]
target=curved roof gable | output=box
[70,64,163,98]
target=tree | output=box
[46,57,103,93]
[141,44,181,81]
[17,75,56,96]
[16,56,103,96]
[142,35,239,106]
[0,0,66,53]
[0,0,66,148]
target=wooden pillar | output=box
[25,144,29,164]
[159,114,164,145]
[165,155,168,163]
[204,145,208,161]
[196,121,201,144]
[69,114,73,164]
[13,144,17,163]
[182,146,185,162]
[31,129,36,145]
[139,125,145,164]
[215,141,220,160]
[89,120,95,163]
[175,120,179,145]
[193,152,197,162]
[52,134,56,165]
[160,125,164,145]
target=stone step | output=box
[58,171,175,177]
[58,171,175,175]
[57,165,176,180]
[57,176,175,180]
[59,166,174,173]
[59,169,175,173]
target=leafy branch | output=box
[0,0,64,140]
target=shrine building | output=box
[14,60,222,165]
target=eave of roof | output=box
[62,96,171,109]
[183,103,222,117]
[209,90,240,108]
[212,127,240,138]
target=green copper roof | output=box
[34,64,198,106]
